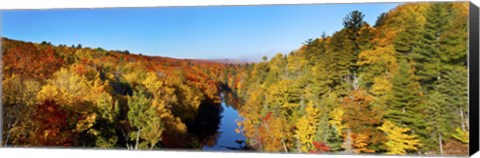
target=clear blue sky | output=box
[1,3,401,61]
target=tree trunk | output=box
[300,94,306,111]
[135,128,141,150]
[121,129,131,150]
[438,132,443,156]
[353,71,358,90]
[4,123,12,146]
[344,128,353,154]
[3,118,20,147]
[460,109,466,131]
[296,137,301,153]
[4,132,10,146]
[282,139,288,153]
[466,114,470,130]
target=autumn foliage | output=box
[1,2,469,156]
[1,37,241,149]
[235,2,468,156]
[30,100,74,146]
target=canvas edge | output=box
[469,1,479,156]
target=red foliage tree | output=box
[310,141,330,153]
[2,39,64,79]
[29,100,74,146]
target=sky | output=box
[1,3,401,61]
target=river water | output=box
[202,92,246,151]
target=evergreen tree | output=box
[435,67,468,131]
[385,59,427,142]
[374,12,387,28]
[343,10,365,45]
[438,3,468,67]
[342,10,366,72]
[394,12,423,57]
[425,90,454,155]
[316,92,343,151]
[411,3,449,87]
[425,66,468,154]
[325,29,353,93]
[357,23,375,51]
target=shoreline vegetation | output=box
[1,2,469,156]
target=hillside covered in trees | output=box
[1,36,244,149]
[1,1,470,156]
[234,2,469,156]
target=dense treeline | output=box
[1,37,242,149]
[235,2,469,156]
[1,2,470,156]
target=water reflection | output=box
[202,91,247,151]
[187,99,223,147]
[186,84,249,151]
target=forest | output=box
[1,36,243,149]
[1,2,470,156]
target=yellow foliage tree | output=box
[36,68,98,134]
[122,62,148,86]
[37,68,93,105]
[295,101,320,152]
[378,120,421,155]
[353,133,374,153]
[2,74,42,145]
[3,74,41,107]
[452,128,469,143]
[371,76,393,96]
[95,92,116,122]
[357,45,398,89]
[236,88,265,149]
[259,115,291,152]
[329,107,345,137]
[266,79,300,110]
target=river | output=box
[202,92,247,151]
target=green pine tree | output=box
[342,10,367,72]
[385,59,427,144]
[394,12,423,57]
[411,3,450,88]
[424,90,454,155]
[435,66,468,133]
